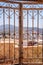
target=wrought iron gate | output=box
[0,1,43,65]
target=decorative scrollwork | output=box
[23,4,43,8]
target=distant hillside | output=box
[0,25,19,33]
[0,24,42,35]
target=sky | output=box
[0,3,43,28]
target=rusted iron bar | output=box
[13,9,16,65]
[42,22,43,64]
[37,10,39,58]
[22,8,43,10]
[1,6,43,10]
[8,4,10,59]
[27,10,29,64]
[0,0,43,4]
[32,10,34,58]
[23,62,42,65]
[0,6,19,10]
[3,8,5,62]
[19,3,23,65]
[0,0,20,4]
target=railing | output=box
[0,1,43,65]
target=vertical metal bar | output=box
[8,4,10,59]
[37,10,39,58]
[14,10,15,63]
[3,8,5,62]
[19,3,23,65]
[42,11,43,64]
[32,10,34,58]
[27,10,29,64]
[42,26,43,64]
[11,9,15,65]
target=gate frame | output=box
[0,1,43,65]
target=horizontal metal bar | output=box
[0,6,19,10]
[0,0,20,4]
[0,6,43,10]
[22,8,43,10]
[17,1,43,4]
[0,0,43,4]
[23,62,42,64]
[0,59,13,63]
[23,57,43,59]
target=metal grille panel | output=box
[0,2,43,65]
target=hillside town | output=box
[0,30,42,46]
